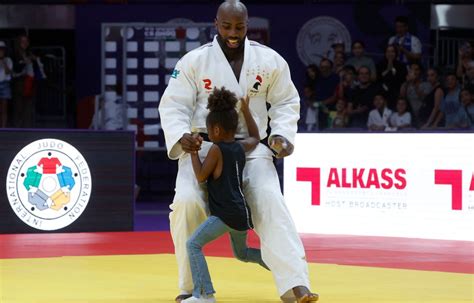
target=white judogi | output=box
[159,36,310,299]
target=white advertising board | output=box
[284,133,474,241]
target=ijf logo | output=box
[5,139,92,231]
[296,16,351,66]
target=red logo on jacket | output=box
[203,79,212,90]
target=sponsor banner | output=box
[284,133,474,241]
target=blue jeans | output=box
[186,215,269,297]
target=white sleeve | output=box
[411,36,422,54]
[266,56,300,146]
[158,57,197,159]
[367,110,376,127]
[405,112,412,125]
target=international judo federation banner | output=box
[0,130,135,234]
[284,133,474,241]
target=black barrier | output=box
[0,129,135,234]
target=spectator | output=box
[389,97,412,129]
[303,85,318,132]
[11,34,45,128]
[460,87,474,129]
[304,64,319,88]
[456,41,474,79]
[461,61,474,89]
[367,93,393,131]
[327,40,345,62]
[388,16,422,65]
[419,67,444,129]
[347,66,379,128]
[400,62,431,127]
[315,58,339,128]
[376,44,407,109]
[333,51,346,76]
[334,65,357,103]
[90,83,127,130]
[329,99,348,129]
[439,73,470,129]
[346,40,376,80]
[0,41,13,128]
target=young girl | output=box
[183,87,269,303]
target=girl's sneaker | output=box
[181,295,216,303]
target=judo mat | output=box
[0,231,473,303]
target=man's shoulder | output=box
[248,40,282,58]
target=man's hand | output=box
[270,136,294,158]
[180,133,202,154]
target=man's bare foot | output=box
[175,294,192,302]
[293,286,319,302]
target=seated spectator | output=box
[389,98,412,129]
[400,62,431,127]
[367,93,393,131]
[346,40,376,80]
[334,65,357,103]
[329,99,348,129]
[419,67,444,128]
[90,83,127,130]
[388,16,422,65]
[456,41,474,80]
[327,40,346,62]
[376,44,407,109]
[460,86,474,129]
[333,51,346,76]
[315,58,340,128]
[439,73,470,129]
[304,64,319,88]
[461,61,474,89]
[0,41,13,128]
[303,85,318,132]
[347,66,379,128]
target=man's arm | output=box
[266,56,300,158]
[158,57,199,159]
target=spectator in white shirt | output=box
[368,93,393,131]
[388,16,422,65]
[389,97,412,129]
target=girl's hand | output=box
[240,95,250,112]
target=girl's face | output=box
[352,42,364,57]
[426,69,438,84]
[334,52,344,66]
[336,99,346,111]
[460,90,472,106]
[385,46,396,61]
[206,122,220,143]
[446,75,458,89]
[373,95,385,110]
[307,68,317,80]
[343,70,354,83]
[0,48,5,58]
[409,64,421,79]
[396,99,408,113]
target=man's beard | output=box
[217,33,245,59]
